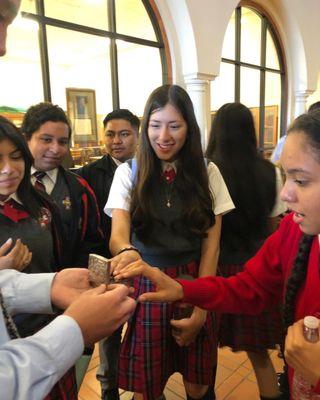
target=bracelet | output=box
[116,246,141,256]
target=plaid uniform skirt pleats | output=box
[43,366,77,400]
[118,261,218,400]
[218,263,284,352]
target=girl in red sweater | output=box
[114,110,320,399]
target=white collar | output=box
[0,193,22,206]
[111,156,122,166]
[161,161,177,172]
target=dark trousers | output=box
[96,326,123,390]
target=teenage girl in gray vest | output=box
[0,116,77,400]
[105,84,234,400]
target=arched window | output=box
[211,6,285,155]
[1,0,168,147]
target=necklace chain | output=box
[165,180,174,208]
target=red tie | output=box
[33,171,47,192]
[0,199,29,222]
[163,167,176,183]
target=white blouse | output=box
[104,161,235,217]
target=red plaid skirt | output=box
[118,262,217,400]
[218,264,284,352]
[43,366,77,400]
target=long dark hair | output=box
[206,103,276,252]
[0,116,52,218]
[283,112,320,330]
[131,84,215,241]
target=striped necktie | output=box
[33,171,47,192]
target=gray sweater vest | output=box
[132,181,201,268]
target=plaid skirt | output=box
[218,263,284,352]
[43,366,77,400]
[118,261,217,400]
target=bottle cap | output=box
[304,316,319,329]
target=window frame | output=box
[21,0,168,109]
[221,5,286,153]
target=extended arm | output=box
[0,315,83,400]
[0,272,136,400]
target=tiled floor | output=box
[78,345,284,400]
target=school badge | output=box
[62,196,72,210]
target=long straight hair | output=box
[206,103,276,250]
[131,84,215,241]
[0,116,51,218]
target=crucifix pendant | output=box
[166,201,171,208]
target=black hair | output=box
[308,101,320,114]
[0,116,53,218]
[206,103,276,252]
[103,109,140,131]
[131,84,215,242]
[21,102,72,140]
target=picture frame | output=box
[250,105,278,147]
[264,105,278,146]
[66,88,97,143]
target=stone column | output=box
[184,73,216,150]
[294,90,314,117]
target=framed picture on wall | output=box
[250,105,278,147]
[264,105,278,146]
[66,88,97,142]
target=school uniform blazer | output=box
[178,213,320,396]
[58,166,104,266]
[0,270,83,400]
[76,154,117,257]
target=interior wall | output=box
[155,0,320,129]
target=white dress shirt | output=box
[0,270,84,400]
[105,161,235,217]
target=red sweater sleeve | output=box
[313,379,320,394]
[178,220,288,314]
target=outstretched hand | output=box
[64,283,136,346]
[113,260,184,303]
[51,268,92,310]
[109,250,141,274]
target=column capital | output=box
[294,89,314,101]
[294,90,315,117]
[184,72,216,83]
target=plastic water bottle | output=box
[292,316,320,399]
